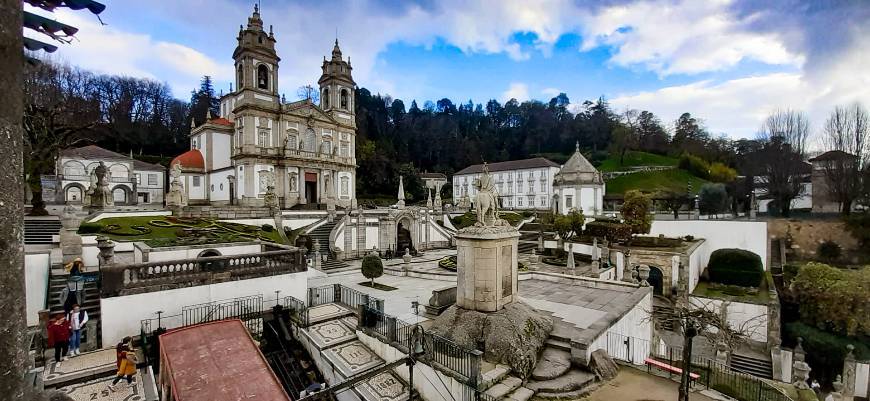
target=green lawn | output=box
[605,168,708,196]
[79,216,286,246]
[598,151,678,172]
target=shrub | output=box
[361,253,384,286]
[817,240,841,261]
[438,255,457,271]
[844,213,870,249]
[707,248,763,287]
[784,322,870,386]
[783,264,800,283]
[261,224,274,232]
[791,262,870,336]
[708,162,737,183]
[77,222,102,234]
[678,153,710,179]
[621,190,652,234]
[553,215,573,240]
[584,220,632,243]
[699,183,728,215]
[174,227,189,237]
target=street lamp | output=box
[407,325,426,400]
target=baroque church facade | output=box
[172,5,357,209]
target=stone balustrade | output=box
[101,249,305,297]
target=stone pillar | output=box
[566,247,576,275]
[528,249,540,271]
[299,171,307,205]
[60,204,83,264]
[832,375,845,401]
[843,345,857,401]
[313,239,321,270]
[96,236,115,268]
[454,226,519,312]
[792,337,811,390]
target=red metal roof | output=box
[159,319,291,401]
[171,149,205,170]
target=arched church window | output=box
[303,128,316,152]
[258,130,268,147]
[340,89,349,110]
[322,87,330,108]
[257,64,269,90]
[237,65,243,89]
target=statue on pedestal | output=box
[473,163,503,227]
[165,163,187,214]
[86,162,114,209]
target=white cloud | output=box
[541,87,562,97]
[502,82,530,102]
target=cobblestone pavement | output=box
[43,349,117,387]
[56,373,146,401]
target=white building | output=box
[171,7,357,208]
[553,144,605,215]
[57,145,165,205]
[453,158,561,210]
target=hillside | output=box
[597,151,678,172]
[605,168,708,197]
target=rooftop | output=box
[159,319,291,401]
[455,157,559,175]
[62,145,165,170]
[808,150,857,162]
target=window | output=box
[303,128,316,152]
[257,64,269,90]
[340,89,349,110]
[322,87,330,108]
[341,176,349,196]
[340,141,349,157]
[237,65,243,89]
[211,184,214,192]
[134,173,141,184]
[540,197,546,206]
[192,176,201,187]
[258,130,269,147]
[147,174,157,186]
[518,197,524,207]
[286,133,297,150]
[322,140,332,154]
[220,183,224,191]
[565,195,573,209]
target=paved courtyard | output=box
[584,367,717,401]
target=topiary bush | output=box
[817,240,841,261]
[584,220,632,243]
[261,224,274,232]
[678,153,710,179]
[707,248,763,287]
[77,222,102,234]
[361,253,384,286]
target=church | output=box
[171,5,357,209]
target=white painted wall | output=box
[208,169,235,202]
[689,296,768,343]
[137,243,262,263]
[25,251,50,326]
[212,133,232,170]
[649,220,768,270]
[89,210,172,222]
[227,218,319,231]
[588,291,653,364]
[855,361,869,398]
[100,271,307,346]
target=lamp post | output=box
[407,325,425,401]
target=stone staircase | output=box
[47,270,102,349]
[25,217,61,245]
[307,220,350,271]
[518,231,539,254]
[731,352,773,379]
[653,297,676,332]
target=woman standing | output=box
[47,314,71,363]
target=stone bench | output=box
[423,285,456,317]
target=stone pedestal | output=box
[455,226,519,313]
[60,205,83,264]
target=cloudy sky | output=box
[26,0,870,138]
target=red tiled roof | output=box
[207,117,234,127]
[159,320,291,401]
[171,149,205,170]
[455,157,559,175]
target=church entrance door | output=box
[305,172,317,205]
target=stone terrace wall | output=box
[767,218,861,261]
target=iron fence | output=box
[282,295,310,327]
[181,295,264,335]
[307,284,384,312]
[605,332,794,401]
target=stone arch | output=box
[62,160,86,177]
[302,128,316,152]
[107,163,130,181]
[197,249,221,258]
[340,88,350,110]
[63,183,86,203]
[257,64,269,90]
[394,212,418,256]
[647,265,664,296]
[111,185,132,205]
[322,87,330,108]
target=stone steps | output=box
[480,364,511,390]
[485,375,522,399]
[526,370,595,394]
[731,352,773,379]
[504,386,535,401]
[531,348,572,381]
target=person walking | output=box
[47,314,71,363]
[64,257,85,276]
[109,337,137,391]
[67,304,88,356]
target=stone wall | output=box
[182,205,273,219]
[767,218,861,260]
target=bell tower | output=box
[232,4,279,99]
[318,39,356,119]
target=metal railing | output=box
[307,284,384,312]
[606,332,794,401]
[282,295,310,327]
[182,295,265,335]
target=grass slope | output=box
[598,151,678,172]
[605,168,708,196]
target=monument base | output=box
[455,226,519,312]
[429,302,553,379]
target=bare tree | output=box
[820,103,869,214]
[297,84,319,104]
[755,110,811,217]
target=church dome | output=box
[171,149,205,171]
[554,142,603,185]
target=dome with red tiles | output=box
[171,149,205,170]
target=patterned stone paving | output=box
[307,303,354,324]
[308,319,357,349]
[56,373,145,401]
[323,340,385,377]
[43,349,118,387]
[356,371,409,401]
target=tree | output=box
[698,183,728,216]
[708,162,737,183]
[659,191,690,219]
[297,84,319,104]
[820,103,868,215]
[755,110,810,217]
[567,208,585,238]
[790,263,870,337]
[621,190,651,234]
[188,75,219,125]
[23,61,101,215]
[609,122,636,166]
[361,253,384,286]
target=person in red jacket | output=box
[47,314,71,363]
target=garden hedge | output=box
[584,220,632,243]
[707,248,763,287]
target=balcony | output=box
[234,146,355,166]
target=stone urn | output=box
[637,265,651,286]
[402,248,412,263]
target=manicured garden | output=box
[450,210,528,229]
[78,215,288,247]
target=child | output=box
[109,338,137,391]
[47,314,71,363]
